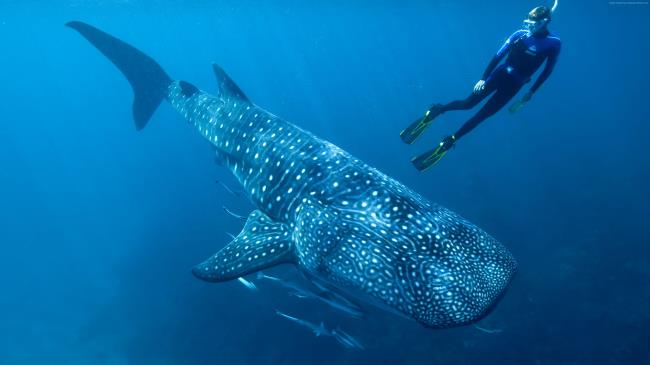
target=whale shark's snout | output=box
[191,263,212,281]
[416,233,518,328]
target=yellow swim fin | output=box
[411,135,456,172]
[400,104,444,144]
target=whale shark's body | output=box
[68,21,517,328]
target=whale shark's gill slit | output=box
[66,21,172,130]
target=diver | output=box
[401,2,562,171]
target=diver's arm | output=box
[482,30,526,79]
[528,56,556,94]
[481,55,501,80]
[529,43,561,95]
[475,55,502,94]
[476,39,511,93]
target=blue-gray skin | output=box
[67,21,517,329]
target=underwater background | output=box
[1,0,649,364]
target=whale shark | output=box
[67,21,517,329]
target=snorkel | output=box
[551,0,559,13]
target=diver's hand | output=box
[508,91,534,114]
[473,80,486,94]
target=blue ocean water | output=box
[1,0,649,364]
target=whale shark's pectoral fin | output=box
[192,210,293,282]
[212,64,249,103]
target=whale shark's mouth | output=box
[408,237,519,329]
[467,255,518,324]
[474,273,516,322]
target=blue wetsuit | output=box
[442,29,561,139]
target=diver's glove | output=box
[473,80,486,94]
[509,91,533,114]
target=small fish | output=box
[215,179,243,197]
[332,327,364,350]
[222,206,247,221]
[473,324,503,334]
[275,310,331,337]
[315,291,364,319]
[275,311,363,350]
[258,272,364,318]
[257,272,299,288]
[288,291,311,299]
[237,277,258,291]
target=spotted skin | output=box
[171,72,517,328]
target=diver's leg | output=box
[411,81,521,172]
[453,84,521,140]
[440,91,488,112]
[400,83,495,145]
[440,76,499,112]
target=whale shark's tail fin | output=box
[66,21,172,130]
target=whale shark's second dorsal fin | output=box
[212,64,249,103]
[192,210,293,282]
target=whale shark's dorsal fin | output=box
[192,210,293,282]
[212,64,249,103]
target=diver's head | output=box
[523,6,551,35]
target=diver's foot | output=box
[400,104,444,145]
[411,135,456,172]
